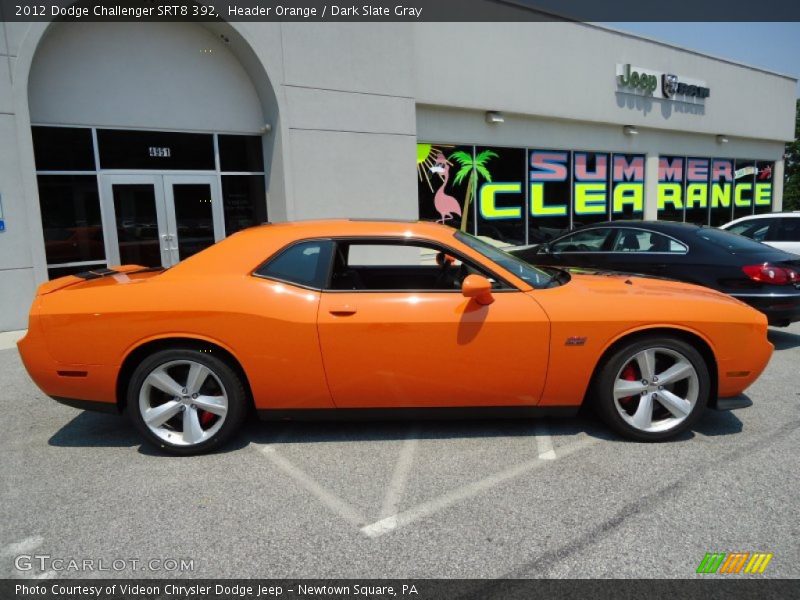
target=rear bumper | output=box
[730,291,800,325]
[17,322,118,409]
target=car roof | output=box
[573,220,703,234]
[162,219,462,278]
[722,212,800,226]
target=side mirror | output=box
[540,243,552,254]
[461,274,494,305]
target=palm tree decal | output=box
[449,149,498,232]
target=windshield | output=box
[455,231,555,288]
[697,227,776,253]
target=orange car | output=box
[18,220,773,454]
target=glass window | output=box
[474,146,526,246]
[417,144,474,234]
[611,229,686,253]
[329,238,515,291]
[455,231,553,289]
[774,218,800,242]
[37,175,106,266]
[255,240,333,289]
[657,156,686,223]
[47,263,106,280]
[221,175,268,236]
[726,219,774,242]
[529,149,572,243]
[32,127,96,171]
[218,135,265,172]
[551,228,615,253]
[572,152,611,227]
[97,129,214,170]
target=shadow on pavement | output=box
[47,400,746,456]
[768,327,800,351]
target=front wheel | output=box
[592,336,710,441]
[127,349,247,455]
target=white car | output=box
[720,212,800,256]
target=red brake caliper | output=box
[199,410,216,427]
[619,363,638,405]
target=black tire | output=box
[127,348,247,455]
[591,336,710,442]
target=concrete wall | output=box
[413,22,796,143]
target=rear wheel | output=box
[127,348,247,455]
[592,336,710,441]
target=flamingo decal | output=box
[429,153,463,224]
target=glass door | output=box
[100,174,223,268]
[163,175,224,264]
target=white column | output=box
[772,159,785,211]
[644,152,660,220]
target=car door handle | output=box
[328,305,357,316]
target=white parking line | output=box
[255,440,366,527]
[379,429,419,518]
[534,421,557,460]
[360,434,597,538]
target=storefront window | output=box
[474,146,526,246]
[657,156,685,223]
[37,175,106,266]
[709,158,734,226]
[221,175,268,236]
[417,144,474,234]
[572,152,611,227]
[611,154,645,220]
[97,129,215,170]
[754,161,775,215]
[219,135,265,172]
[32,127,96,171]
[529,149,571,243]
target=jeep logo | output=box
[617,64,658,95]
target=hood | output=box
[565,272,745,305]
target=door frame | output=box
[99,173,224,268]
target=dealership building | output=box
[0,15,796,331]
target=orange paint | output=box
[18,220,772,413]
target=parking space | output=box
[1,324,799,579]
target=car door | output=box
[604,228,690,277]
[316,238,550,408]
[546,227,617,269]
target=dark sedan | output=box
[509,220,800,326]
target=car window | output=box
[551,228,614,253]
[727,219,774,242]
[611,229,687,253]
[255,240,333,289]
[774,218,800,242]
[695,227,774,253]
[328,240,510,292]
[454,231,554,288]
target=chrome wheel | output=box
[613,347,699,434]
[138,360,229,447]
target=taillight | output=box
[742,263,799,285]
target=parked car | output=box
[720,212,800,255]
[510,220,800,327]
[19,220,772,454]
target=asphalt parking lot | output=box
[1,324,799,580]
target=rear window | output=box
[255,240,333,289]
[697,228,772,253]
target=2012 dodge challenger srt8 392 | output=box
[18,220,773,455]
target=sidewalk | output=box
[0,330,26,351]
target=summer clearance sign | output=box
[417,143,645,245]
[657,156,774,225]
